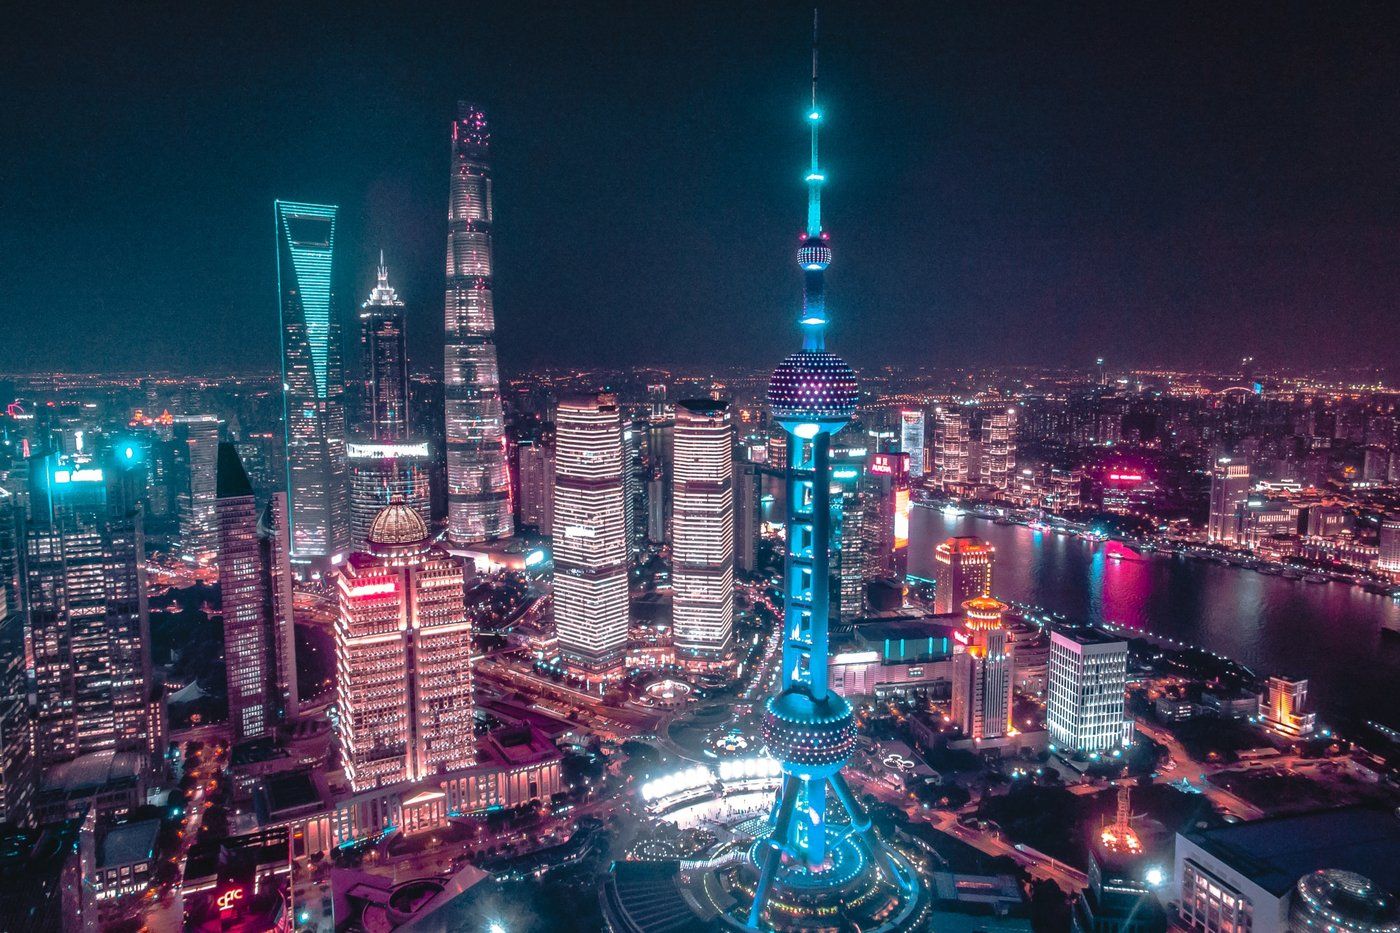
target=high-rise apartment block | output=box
[552,394,630,681]
[951,597,1014,740]
[336,504,473,791]
[933,407,971,490]
[0,487,31,825]
[979,408,1016,493]
[900,409,926,478]
[930,535,994,613]
[734,460,761,574]
[26,450,152,768]
[275,200,350,572]
[671,400,734,663]
[1047,628,1128,753]
[1207,458,1251,544]
[216,444,298,743]
[516,438,555,534]
[173,415,220,562]
[444,103,512,544]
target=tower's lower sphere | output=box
[761,688,857,779]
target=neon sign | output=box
[1108,472,1144,483]
[349,581,396,598]
[217,887,244,912]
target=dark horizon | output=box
[5,2,1398,376]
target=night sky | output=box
[6,2,1399,375]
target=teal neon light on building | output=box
[275,200,350,566]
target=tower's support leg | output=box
[800,777,829,867]
[830,771,909,893]
[748,774,802,929]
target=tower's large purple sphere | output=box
[768,350,858,427]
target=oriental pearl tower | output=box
[735,15,927,932]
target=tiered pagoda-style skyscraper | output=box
[348,253,431,550]
[742,22,926,930]
[444,103,512,545]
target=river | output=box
[926,512,1400,729]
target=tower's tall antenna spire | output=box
[806,8,824,238]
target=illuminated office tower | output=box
[359,253,410,441]
[742,34,923,928]
[552,394,629,682]
[932,535,994,613]
[623,422,646,559]
[647,384,667,420]
[836,488,867,621]
[336,503,473,791]
[174,415,220,563]
[26,449,152,768]
[348,254,431,550]
[979,408,1016,493]
[863,452,910,576]
[1257,675,1316,738]
[1047,628,1128,754]
[444,103,512,544]
[0,487,32,825]
[347,441,431,549]
[1207,457,1251,544]
[1379,517,1400,575]
[216,444,298,742]
[933,406,970,490]
[951,597,1014,740]
[734,460,761,573]
[671,400,734,664]
[646,473,668,544]
[516,438,555,534]
[900,409,926,478]
[275,200,350,572]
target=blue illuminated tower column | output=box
[744,23,921,930]
[275,200,351,576]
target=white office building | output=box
[1047,628,1128,753]
[553,394,630,681]
[671,400,734,664]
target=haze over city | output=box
[7,2,1400,374]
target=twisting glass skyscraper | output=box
[742,28,925,930]
[444,103,512,544]
[276,200,351,573]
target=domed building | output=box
[336,502,474,791]
[1291,871,1400,933]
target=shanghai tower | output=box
[444,102,512,544]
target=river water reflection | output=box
[929,513,1400,728]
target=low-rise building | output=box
[83,816,161,921]
[254,726,563,858]
[1173,807,1400,933]
[827,616,958,698]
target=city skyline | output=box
[9,4,1400,376]
[4,7,1400,932]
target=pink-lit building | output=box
[336,503,473,791]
